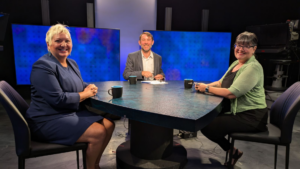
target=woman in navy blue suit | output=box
[25,24,115,169]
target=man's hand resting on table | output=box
[142,71,153,78]
[154,74,164,80]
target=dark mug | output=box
[184,79,194,89]
[128,76,137,85]
[108,86,123,98]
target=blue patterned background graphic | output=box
[12,24,120,85]
[146,31,231,82]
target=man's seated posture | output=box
[123,32,165,80]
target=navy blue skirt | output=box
[31,110,104,145]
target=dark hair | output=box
[235,31,258,46]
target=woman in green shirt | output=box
[196,31,268,167]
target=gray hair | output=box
[235,31,258,46]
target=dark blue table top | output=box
[88,81,223,131]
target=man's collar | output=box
[141,50,153,59]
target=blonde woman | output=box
[25,24,114,169]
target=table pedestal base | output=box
[116,141,187,169]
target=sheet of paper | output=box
[141,81,168,85]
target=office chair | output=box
[0,81,87,169]
[226,82,300,169]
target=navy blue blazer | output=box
[26,53,88,127]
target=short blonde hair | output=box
[139,32,153,41]
[45,24,72,46]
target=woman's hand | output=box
[198,83,207,93]
[195,81,236,98]
[195,83,206,92]
[84,84,98,96]
[79,84,98,102]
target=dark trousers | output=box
[201,112,259,151]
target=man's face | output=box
[139,34,154,52]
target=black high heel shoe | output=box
[224,149,243,168]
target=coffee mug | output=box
[184,79,194,89]
[108,86,123,98]
[128,76,137,84]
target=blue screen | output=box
[12,24,120,85]
[145,31,231,82]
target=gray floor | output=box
[0,101,300,169]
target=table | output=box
[87,81,223,169]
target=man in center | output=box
[123,32,165,80]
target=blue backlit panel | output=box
[12,24,120,85]
[146,31,231,82]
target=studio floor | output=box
[0,101,300,169]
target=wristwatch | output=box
[205,85,210,93]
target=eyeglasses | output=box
[234,44,255,50]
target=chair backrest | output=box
[270,82,300,144]
[0,81,31,156]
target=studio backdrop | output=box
[95,0,157,81]
[12,24,120,85]
[146,30,231,81]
